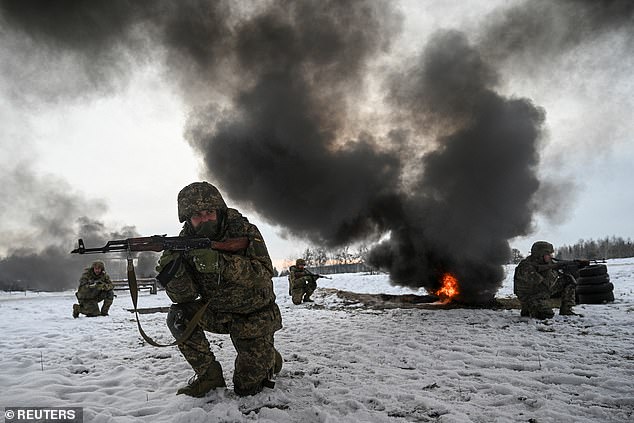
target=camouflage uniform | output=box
[157,182,282,397]
[513,241,576,319]
[288,259,317,305]
[73,261,114,317]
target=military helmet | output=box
[530,241,554,257]
[296,258,306,266]
[177,182,228,223]
[91,260,105,271]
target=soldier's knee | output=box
[234,381,264,397]
[233,367,273,397]
[167,304,188,338]
[534,308,555,319]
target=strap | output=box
[127,257,209,347]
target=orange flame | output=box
[435,272,460,302]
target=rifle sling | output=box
[127,258,209,348]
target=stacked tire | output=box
[575,264,614,304]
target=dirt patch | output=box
[317,288,544,310]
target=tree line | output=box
[510,236,634,264]
[556,236,634,260]
[290,245,369,267]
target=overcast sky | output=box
[0,0,632,274]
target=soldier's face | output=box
[190,209,217,229]
[543,253,552,263]
[93,266,103,275]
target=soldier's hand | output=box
[95,281,108,290]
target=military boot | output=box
[274,349,283,374]
[100,302,112,316]
[520,308,529,317]
[176,361,226,397]
[72,304,80,319]
[302,295,314,303]
[559,306,580,316]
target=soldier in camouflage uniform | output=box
[288,258,317,305]
[156,182,283,397]
[72,261,115,318]
[513,241,578,319]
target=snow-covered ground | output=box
[1,259,633,422]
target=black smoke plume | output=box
[1,1,630,300]
[0,167,156,291]
[366,31,544,302]
[480,0,634,67]
[185,0,403,245]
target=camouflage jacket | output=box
[77,269,114,300]
[158,208,277,314]
[288,265,315,285]
[513,256,558,298]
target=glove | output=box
[188,248,219,274]
[157,252,184,287]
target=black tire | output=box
[577,291,615,304]
[576,274,610,286]
[576,282,614,295]
[579,264,608,277]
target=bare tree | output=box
[314,247,328,266]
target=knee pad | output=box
[166,304,188,338]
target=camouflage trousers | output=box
[291,277,317,305]
[76,290,114,317]
[167,300,282,396]
[518,275,576,319]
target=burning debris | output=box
[435,273,460,303]
[315,288,521,311]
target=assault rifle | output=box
[538,258,605,278]
[307,272,332,280]
[69,234,250,349]
[70,235,249,255]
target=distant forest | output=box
[299,237,634,268]
[556,236,634,260]
[511,236,634,263]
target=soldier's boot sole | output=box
[72,304,80,319]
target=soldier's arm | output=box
[100,274,115,291]
[219,223,274,281]
[78,272,92,288]
[516,261,546,288]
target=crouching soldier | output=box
[157,182,283,398]
[514,241,578,319]
[288,258,317,305]
[73,260,114,318]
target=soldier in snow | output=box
[514,241,578,319]
[156,182,282,397]
[288,258,318,305]
[72,260,115,318]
